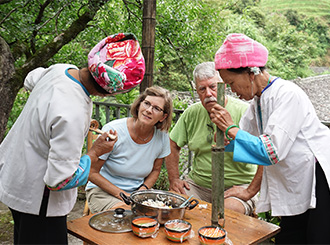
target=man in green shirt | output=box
[166,62,263,215]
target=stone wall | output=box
[292,74,330,122]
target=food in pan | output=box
[141,199,172,209]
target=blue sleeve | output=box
[47,155,91,191]
[229,130,273,166]
[225,140,235,152]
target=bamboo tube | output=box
[140,0,156,92]
[211,82,225,227]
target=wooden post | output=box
[140,0,156,93]
[211,82,225,227]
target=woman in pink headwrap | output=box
[0,33,144,244]
[211,33,330,244]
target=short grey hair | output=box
[193,62,221,85]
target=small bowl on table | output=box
[164,219,192,243]
[131,216,159,238]
[198,226,226,245]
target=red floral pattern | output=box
[88,33,145,94]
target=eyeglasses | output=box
[206,123,215,144]
[141,100,164,114]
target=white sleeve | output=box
[240,102,259,136]
[263,86,309,161]
[43,91,89,187]
[24,67,48,91]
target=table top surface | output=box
[67,197,280,245]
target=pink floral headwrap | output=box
[214,33,268,70]
[88,33,145,95]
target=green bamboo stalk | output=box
[211,82,225,227]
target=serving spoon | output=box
[89,119,117,140]
[179,195,194,208]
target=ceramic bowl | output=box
[198,226,226,245]
[131,216,159,238]
[164,219,192,242]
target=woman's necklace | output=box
[133,119,153,142]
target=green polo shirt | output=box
[170,97,257,189]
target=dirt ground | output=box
[67,199,85,245]
[0,199,85,245]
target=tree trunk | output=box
[0,37,16,142]
[0,1,110,143]
[140,0,156,93]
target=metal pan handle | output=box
[119,192,131,205]
[187,199,199,210]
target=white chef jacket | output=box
[240,78,330,216]
[0,64,93,216]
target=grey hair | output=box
[193,62,221,85]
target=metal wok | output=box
[120,189,198,224]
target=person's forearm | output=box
[142,158,163,189]
[165,150,181,181]
[246,165,263,197]
[87,131,117,163]
[143,170,160,190]
[165,139,182,182]
[47,155,91,191]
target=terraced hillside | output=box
[260,0,330,22]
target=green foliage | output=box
[3,0,330,132]
[3,0,330,95]
[260,0,330,21]
[153,162,170,190]
[172,95,189,111]
[244,6,266,28]
[258,211,281,227]
[225,0,260,14]
[2,1,93,67]
[154,0,222,91]
[259,0,330,69]
[170,93,190,130]
[114,88,140,105]
[153,148,190,191]
[0,211,14,243]
[51,1,143,67]
[92,106,108,128]
[263,14,319,79]
[211,0,327,80]
[178,147,191,176]
[284,10,330,58]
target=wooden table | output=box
[67,198,280,244]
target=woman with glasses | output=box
[85,86,173,213]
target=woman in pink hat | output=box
[0,33,144,244]
[211,33,330,244]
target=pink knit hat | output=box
[214,33,268,70]
[88,33,145,95]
